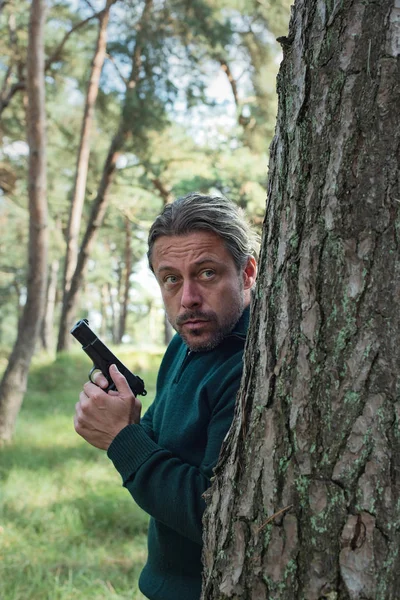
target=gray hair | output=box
[147,192,259,272]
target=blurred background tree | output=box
[0,0,291,440]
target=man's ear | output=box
[242,256,257,290]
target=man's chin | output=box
[173,307,243,351]
[180,330,225,352]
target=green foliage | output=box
[0,0,291,348]
[0,350,162,599]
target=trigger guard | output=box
[89,366,100,384]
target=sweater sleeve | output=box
[107,369,241,545]
[139,400,155,440]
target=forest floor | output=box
[0,348,163,600]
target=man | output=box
[74,192,258,600]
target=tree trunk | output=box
[202,1,400,598]
[56,0,154,352]
[56,126,125,352]
[108,282,117,343]
[61,0,115,299]
[100,283,108,338]
[40,258,59,351]
[13,280,24,324]
[0,0,48,443]
[117,215,133,343]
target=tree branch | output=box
[1,7,114,116]
[45,11,104,70]
[217,56,251,128]
[0,80,25,115]
[151,176,173,204]
[218,57,240,107]
[106,52,128,86]
[0,65,13,98]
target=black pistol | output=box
[70,319,147,397]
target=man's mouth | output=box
[176,312,215,329]
[181,319,208,328]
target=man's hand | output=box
[74,364,142,450]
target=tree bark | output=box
[56,0,154,352]
[40,258,59,351]
[0,0,48,443]
[202,1,400,598]
[108,281,118,343]
[100,283,108,338]
[117,215,133,343]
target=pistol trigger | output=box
[88,366,97,383]
[89,366,105,385]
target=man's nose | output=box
[181,279,202,308]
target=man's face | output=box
[151,231,256,351]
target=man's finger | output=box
[91,370,108,389]
[109,364,135,397]
[83,380,106,399]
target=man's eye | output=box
[200,270,215,280]
[164,275,178,285]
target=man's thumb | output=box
[109,364,132,395]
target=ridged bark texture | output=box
[202,0,400,598]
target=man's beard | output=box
[169,287,245,352]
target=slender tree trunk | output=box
[57,126,126,352]
[155,180,174,346]
[56,0,154,352]
[61,0,116,297]
[147,300,156,343]
[108,282,117,343]
[0,0,48,443]
[13,281,23,324]
[202,1,400,598]
[40,259,59,351]
[100,283,108,338]
[56,0,115,352]
[115,262,123,342]
[117,216,132,343]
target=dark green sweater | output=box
[107,307,250,600]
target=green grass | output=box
[0,348,163,600]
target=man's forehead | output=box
[152,231,231,270]
[153,231,225,252]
